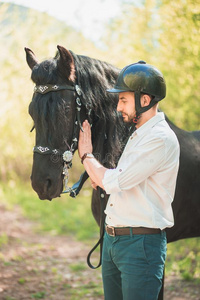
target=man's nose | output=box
[117,102,122,112]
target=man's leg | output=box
[114,232,167,300]
[102,232,123,300]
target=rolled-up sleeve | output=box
[102,136,165,195]
[102,168,122,194]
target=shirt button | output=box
[110,204,113,206]
[130,137,133,140]
[119,169,122,172]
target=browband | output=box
[34,84,75,94]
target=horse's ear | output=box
[25,47,38,70]
[57,45,75,82]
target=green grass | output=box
[0,181,99,241]
[166,238,200,282]
[0,233,8,247]
[31,292,46,299]
[69,262,87,272]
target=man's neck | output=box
[136,106,158,129]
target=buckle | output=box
[106,225,116,237]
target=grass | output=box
[1,180,200,283]
[166,238,200,282]
[0,180,99,241]
[31,292,46,299]
[0,233,8,247]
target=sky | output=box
[2,0,122,43]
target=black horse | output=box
[25,46,200,299]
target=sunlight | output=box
[2,0,121,42]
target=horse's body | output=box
[25,46,200,300]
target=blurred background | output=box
[0,0,200,294]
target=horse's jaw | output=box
[31,178,63,201]
[30,160,64,201]
[32,182,63,201]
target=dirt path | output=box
[0,204,199,300]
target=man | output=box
[78,61,180,300]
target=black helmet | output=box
[107,61,166,116]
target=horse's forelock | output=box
[31,91,75,148]
[31,58,58,85]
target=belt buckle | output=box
[107,225,116,237]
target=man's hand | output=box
[78,120,106,190]
[78,120,93,159]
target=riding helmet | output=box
[107,61,166,117]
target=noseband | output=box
[33,83,87,195]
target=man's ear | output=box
[141,94,152,107]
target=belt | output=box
[105,225,161,237]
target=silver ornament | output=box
[63,150,73,163]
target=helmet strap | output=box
[134,91,157,121]
[133,111,141,123]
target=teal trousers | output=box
[102,230,167,300]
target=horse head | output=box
[26,46,128,203]
[25,46,87,200]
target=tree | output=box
[103,0,200,130]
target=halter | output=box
[33,83,85,195]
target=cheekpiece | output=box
[76,97,82,106]
[75,85,82,96]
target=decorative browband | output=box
[34,84,75,94]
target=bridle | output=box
[32,83,87,195]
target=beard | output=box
[122,111,136,123]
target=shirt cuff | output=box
[102,168,122,194]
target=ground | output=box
[0,204,199,300]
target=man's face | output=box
[117,92,136,123]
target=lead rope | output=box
[87,188,106,269]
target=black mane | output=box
[71,52,128,167]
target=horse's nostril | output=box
[46,179,51,191]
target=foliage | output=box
[104,0,200,130]
[158,0,200,129]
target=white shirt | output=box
[102,112,180,230]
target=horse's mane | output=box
[30,51,130,167]
[71,52,129,167]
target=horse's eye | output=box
[30,125,35,132]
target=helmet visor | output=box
[107,86,133,93]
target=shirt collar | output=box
[134,112,165,136]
